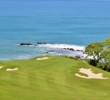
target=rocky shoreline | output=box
[18,42,47,46]
[18,42,84,51]
[18,42,86,58]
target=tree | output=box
[85,42,104,66]
[103,37,110,49]
[85,37,110,72]
[99,49,110,71]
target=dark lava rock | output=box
[76,50,83,52]
[62,48,75,51]
[68,48,75,51]
[37,42,46,44]
[19,43,33,46]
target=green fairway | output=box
[0,56,110,100]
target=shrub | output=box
[96,62,106,69]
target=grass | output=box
[0,56,110,100]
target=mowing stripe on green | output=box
[0,71,11,81]
[53,71,74,95]
[19,71,29,87]
[10,72,20,86]
[36,71,50,90]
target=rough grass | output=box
[0,56,110,100]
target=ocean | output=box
[0,0,110,60]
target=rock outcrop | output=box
[19,43,33,46]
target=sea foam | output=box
[37,44,85,50]
[37,43,87,58]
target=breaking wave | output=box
[37,43,85,50]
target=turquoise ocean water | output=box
[0,0,110,60]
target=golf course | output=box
[0,56,110,100]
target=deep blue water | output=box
[0,0,110,60]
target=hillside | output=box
[0,56,110,100]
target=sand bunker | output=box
[0,66,3,69]
[75,68,108,79]
[6,68,18,71]
[36,57,49,60]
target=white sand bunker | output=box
[6,68,18,71]
[75,68,108,79]
[0,66,3,69]
[36,57,49,60]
